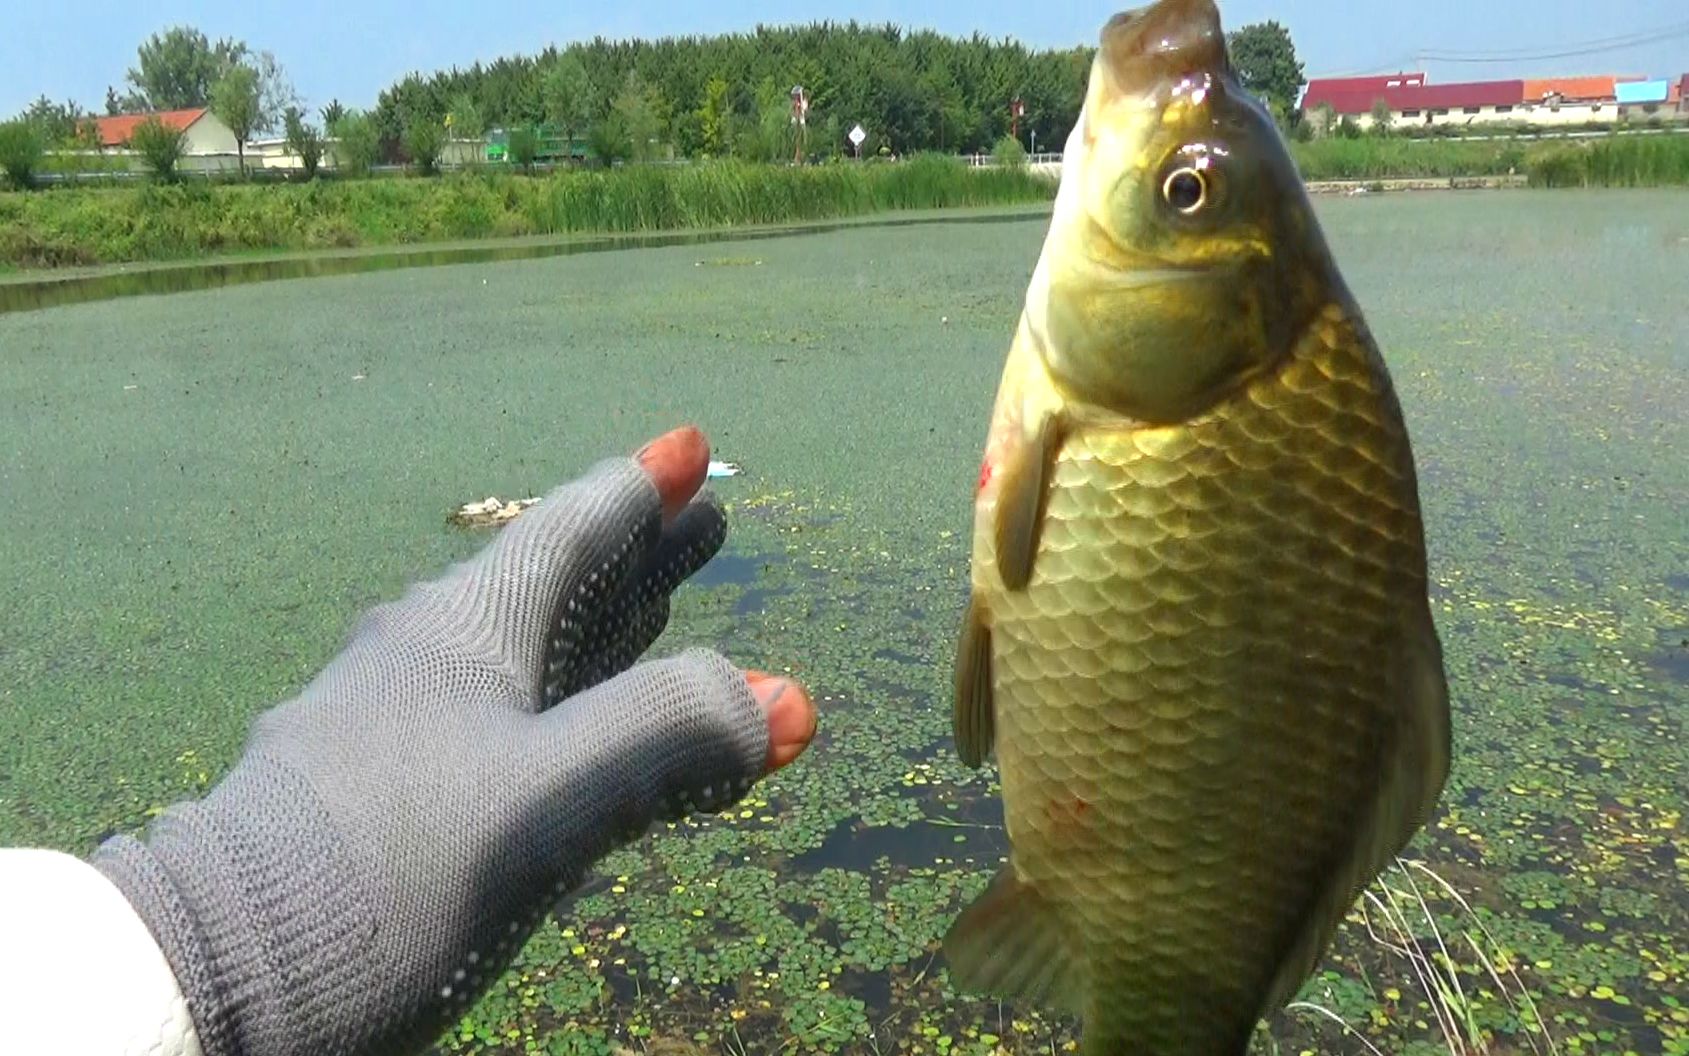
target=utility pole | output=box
[790,85,809,164]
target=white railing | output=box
[964,152,1064,167]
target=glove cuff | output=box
[93,760,381,1056]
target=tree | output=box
[1370,97,1394,136]
[320,99,347,128]
[212,64,261,176]
[404,116,445,174]
[542,55,595,149]
[284,106,324,179]
[123,26,246,111]
[1313,101,1336,138]
[446,92,484,141]
[507,126,539,171]
[329,110,379,176]
[245,50,301,136]
[695,75,731,157]
[610,70,666,163]
[130,118,188,181]
[0,121,46,189]
[1226,21,1305,115]
[17,97,85,146]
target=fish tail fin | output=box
[942,866,1087,1015]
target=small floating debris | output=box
[708,460,742,479]
[449,495,541,528]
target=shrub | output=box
[991,134,1027,168]
[0,120,46,190]
[130,119,188,182]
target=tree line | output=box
[1,20,1306,188]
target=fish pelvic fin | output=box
[993,408,1065,592]
[942,866,1087,1016]
[1258,617,1452,1017]
[953,594,995,768]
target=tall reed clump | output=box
[1527,134,1689,188]
[1,156,1054,268]
[1290,138,1528,181]
[524,155,1051,235]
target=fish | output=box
[941,1,1452,1053]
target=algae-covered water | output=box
[0,190,1683,1055]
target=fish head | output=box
[1028,0,1344,425]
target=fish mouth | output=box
[1099,0,1230,97]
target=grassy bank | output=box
[1290,131,1689,186]
[0,155,1053,268]
[1527,132,1689,188]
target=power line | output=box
[1413,18,1689,59]
[1309,17,1689,79]
[1417,23,1689,63]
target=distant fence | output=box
[964,152,1065,167]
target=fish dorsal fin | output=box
[942,866,1088,1015]
[953,594,996,768]
[1258,619,1452,1016]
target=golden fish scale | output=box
[980,305,1430,1049]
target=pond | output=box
[0,190,1683,1055]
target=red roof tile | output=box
[1303,80,1524,115]
[87,108,208,148]
[1522,77,1617,102]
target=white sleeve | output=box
[0,848,204,1056]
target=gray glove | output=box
[91,455,770,1056]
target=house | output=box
[1615,78,1673,119]
[88,108,238,156]
[1302,77,1524,130]
[1519,76,1623,125]
[1677,75,1689,113]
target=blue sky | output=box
[5,0,1686,118]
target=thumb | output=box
[532,651,797,847]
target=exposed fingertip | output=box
[747,671,817,774]
[636,425,710,521]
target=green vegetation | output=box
[0,120,46,189]
[990,134,1027,169]
[1529,133,1689,188]
[128,118,188,182]
[1,192,1682,1054]
[211,63,262,177]
[403,116,446,175]
[0,157,1053,268]
[283,107,325,181]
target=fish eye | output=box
[1161,167,1209,214]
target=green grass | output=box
[0,155,1053,268]
[1291,132,1689,186]
[1528,133,1689,188]
[1,192,1684,1055]
[1291,137,1532,180]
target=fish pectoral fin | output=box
[1258,620,1452,1018]
[953,594,995,768]
[942,866,1086,1015]
[993,409,1065,592]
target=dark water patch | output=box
[871,647,927,668]
[792,816,943,873]
[1664,572,1689,593]
[0,209,1049,315]
[734,586,794,617]
[692,552,762,589]
[1648,626,1688,684]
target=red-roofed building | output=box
[84,107,238,156]
[1675,75,1688,111]
[1302,77,1524,130]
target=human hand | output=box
[92,425,816,1056]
